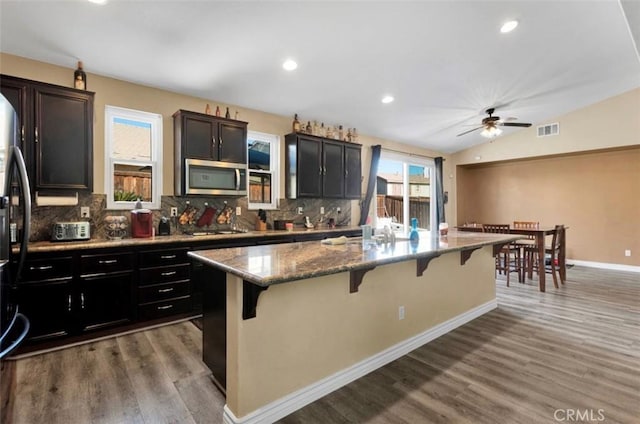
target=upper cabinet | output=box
[1,75,94,193]
[285,133,362,199]
[174,110,247,164]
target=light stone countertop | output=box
[189,230,524,286]
[22,226,361,253]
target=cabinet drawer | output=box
[139,264,190,286]
[80,252,134,275]
[139,248,190,268]
[138,296,192,321]
[138,280,190,304]
[21,256,73,282]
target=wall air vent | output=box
[537,122,559,137]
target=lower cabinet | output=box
[137,247,193,320]
[16,279,73,341]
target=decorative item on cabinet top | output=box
[291,113,358,142]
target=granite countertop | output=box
[23,226,361,253]
[189,230,523,286]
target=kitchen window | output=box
[104,106,162,209]
[247,131,279,210]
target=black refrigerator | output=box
[0,93,31,362]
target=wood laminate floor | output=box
[2,266,639,424]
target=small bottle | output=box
[225,107,231,119]
[234,110,239,120]
[338,125,344,140]
[215,106,221,117]
[409,217,419,243]
[293,114,301,132]
[352,128,358,142]
[313,121,319,136]
[74,61,86,90]
[306,121,312,133]
[205,104,212,115]
[346,128,352,142]
[326,125,334,139]
[320,122,325,137]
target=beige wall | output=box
[226,246,496,418]
[0,53,451,223]
[449,88,640,230]
[456,147,640,266]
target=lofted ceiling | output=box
[1,0,638,154]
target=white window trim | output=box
[247,130,280,210]
[104,105,163,210]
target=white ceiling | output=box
[1,0,638,154]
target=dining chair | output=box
[513,221,539,279]
[483,224,523,286]
[545,225,566,288]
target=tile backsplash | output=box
[29,194,353,241]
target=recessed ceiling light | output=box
[87,0,108,4]
[282,59,298,71]
[381,95,394,104]
[500,20,518,33]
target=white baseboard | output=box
[568,259,640,273]
[222,298,498,424]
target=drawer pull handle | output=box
[30,265,53,271]
[157,304,173,310]
[158,288,174,293]
[99,259,118,265]
[161,271,177,277]
[161,255,176,259]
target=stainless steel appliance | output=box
[0,93,31,360]
[51,221,90,241]
[184,158,247,196]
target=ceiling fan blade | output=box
[501,122,532,128]
[456,126,483,137]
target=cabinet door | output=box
[183,114,217,160]
[297,136,323,197]
[0,77,29,152]
[218,121,247,164]
[16,280,72,341]
[34,85,93,191]
[79,272,133,332]
[344,145,362,199]
[322,140,345,198]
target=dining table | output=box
[456,225,567,292]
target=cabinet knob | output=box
[34,127,39,143]
[212,136,215,146]
[68,295,72,312]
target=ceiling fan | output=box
[456,108,532,138]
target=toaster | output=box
[52,221,90,241]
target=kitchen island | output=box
[189,230,522,424]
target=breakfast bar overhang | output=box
[189,230,522,424]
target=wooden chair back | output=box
[482,224,510,234]
[513,221,539,241]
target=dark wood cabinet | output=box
[0,75,94,193]
[137,247,193,319]
[15,255,74,342]
[173,109,247,196]
[344,144,362,199]
[78,251,134,331]
[285,133,362,199]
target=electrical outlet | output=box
[170,207,178,217]
[625,249,631,257]
[398,306,405,320]
[80,206,90,219]
[236,206,242,216]
[297,207,303,214]
[320,206,325,215]
[337,207,341,214]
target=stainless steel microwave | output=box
[184,159,247,196]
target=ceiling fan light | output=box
[481,126,502,138]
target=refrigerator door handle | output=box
[0,310,30,360]
[9,146,31,282]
